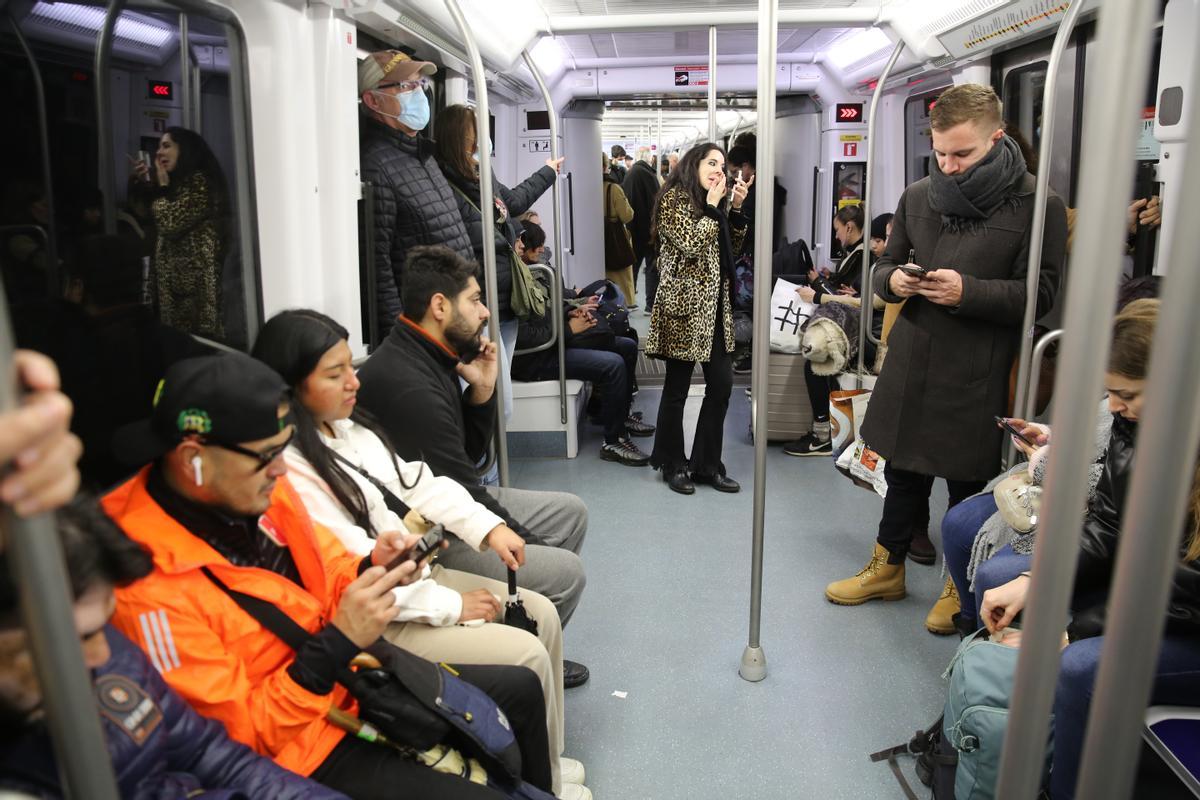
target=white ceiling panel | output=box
[540,0,863,12]
[560,23,857,62]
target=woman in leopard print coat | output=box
[134,128,228,340]
[646,143,750,495]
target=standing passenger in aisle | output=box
[358,50,474,342]
[825,84,1066,607]
[645,143,751,496]
[623,146,661,312]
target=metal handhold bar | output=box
[443,0,510,486]
[994,1,1159,796]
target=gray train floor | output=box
[509,386,961,799]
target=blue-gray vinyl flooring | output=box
[509,380,960,799]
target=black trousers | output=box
[311,664,551,799]
[803,360,833,421]
[651,321,732,476]
[875,463,986,557]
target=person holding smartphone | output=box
[826,84,1068,611]
[252,308,584,798]
[355,246,592,694]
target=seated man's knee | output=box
[1058,639,1102,689]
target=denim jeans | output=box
[1051,634,1200,798]
[942,493,1032,623]
[525,337,637,443]
[876,464,986,558]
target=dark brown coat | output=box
[860,173,1067,481]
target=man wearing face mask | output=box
[825,84,1067,612]
[359,50,476,345]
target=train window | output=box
[903,87,947,185]
[1,3,259,490]
[1002,61,1048,155]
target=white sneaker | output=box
[558,783,593,800]
[560,757,586,785]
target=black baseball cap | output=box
[113,352,290,466]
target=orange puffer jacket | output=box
[105,468,363,777]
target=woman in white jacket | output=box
[252,309,586,799]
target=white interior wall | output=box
[774,112,820,247]
[561,105,604,290]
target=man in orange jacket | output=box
[105,352,551,799]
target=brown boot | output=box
[825,543,906,605]
[925,576,960,635]
[908,527,936,565]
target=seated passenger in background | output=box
[0,497,344,799]
[786,205,884,459]
[511,222,654,468]
[356,246,590,688]
[869,213,894,259]
[358,50,474,340]
[104,352,553,799]
[979,300,1200,800]
[253,309,587,798]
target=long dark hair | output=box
[649,141,727,247]
[251,309,416,537]
[163,126,229,214]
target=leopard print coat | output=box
[645,187,747,363]
[151,170,223,339]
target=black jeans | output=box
[311,664,551,799]
[651,321,732,476]
[803,360,833,421]
[875,463,986,558]
[642,253,659,312]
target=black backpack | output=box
[871,713,957,799]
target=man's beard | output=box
[446,313,486,363]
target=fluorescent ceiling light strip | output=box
[31,1,174,48]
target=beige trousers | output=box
[382,564,565,793]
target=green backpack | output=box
[943,628,1054,799]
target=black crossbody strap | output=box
[201,567,312,652]
[330,449,414,521]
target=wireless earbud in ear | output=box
[191,455,204,487]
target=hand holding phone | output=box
[898,248,928,277]
[386,524,446,571]
[994,416,1036,447]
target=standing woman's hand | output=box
[706,171,727,208]
[156,158,170,188]
[545,157,565,173]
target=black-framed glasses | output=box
[377,78,430,94]
[207,429,295,472]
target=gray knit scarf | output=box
[927,134,1027,233]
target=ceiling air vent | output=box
[917,0,1009,39]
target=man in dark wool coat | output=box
[825,84,1067,624]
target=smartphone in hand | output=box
[995,416,1036,447]
[387,524,446,571]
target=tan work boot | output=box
[925,576,960,635]
[825,542,906,605]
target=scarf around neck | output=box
[927,133,1027,232]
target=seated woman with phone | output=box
[251,309,585,798]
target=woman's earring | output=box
[191,455,204,487]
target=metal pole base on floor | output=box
[739,645,767,682]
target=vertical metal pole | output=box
[179,13,192,129]
[1073,23,1200,798]
[95,0,125,237]
[192,63,203,132]
[0,288,121,800]
[740,0,776,683]
[1008,0,1085,463]
[444,0,509,486]
[994,2,1158,796]
[707,26,717,142]
[521,49,567,425]
[6,10,61,298]
[223,21,262,339]
[856,39,904,387]
[657,108,664,174]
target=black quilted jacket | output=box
[441,163,556,322]
[360,117,474,331]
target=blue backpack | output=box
[942,629,1054,799]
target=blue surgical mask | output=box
[471,137,494,164]
[374,87,430,132]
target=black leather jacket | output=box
[1070,413,1200,639]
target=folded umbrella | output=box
[502,568,538,635]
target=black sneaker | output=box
[732,356,752,375]
[600,437,650,466]
[783,433,832,457]
[625,415,656,437]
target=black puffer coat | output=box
[1070,414,1200,639]
[360,117,474,329]
[442,164,556,323]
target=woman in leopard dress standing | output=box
[645,142,752,495]
[131,127,228,339]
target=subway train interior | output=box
[2,0,1199,798]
